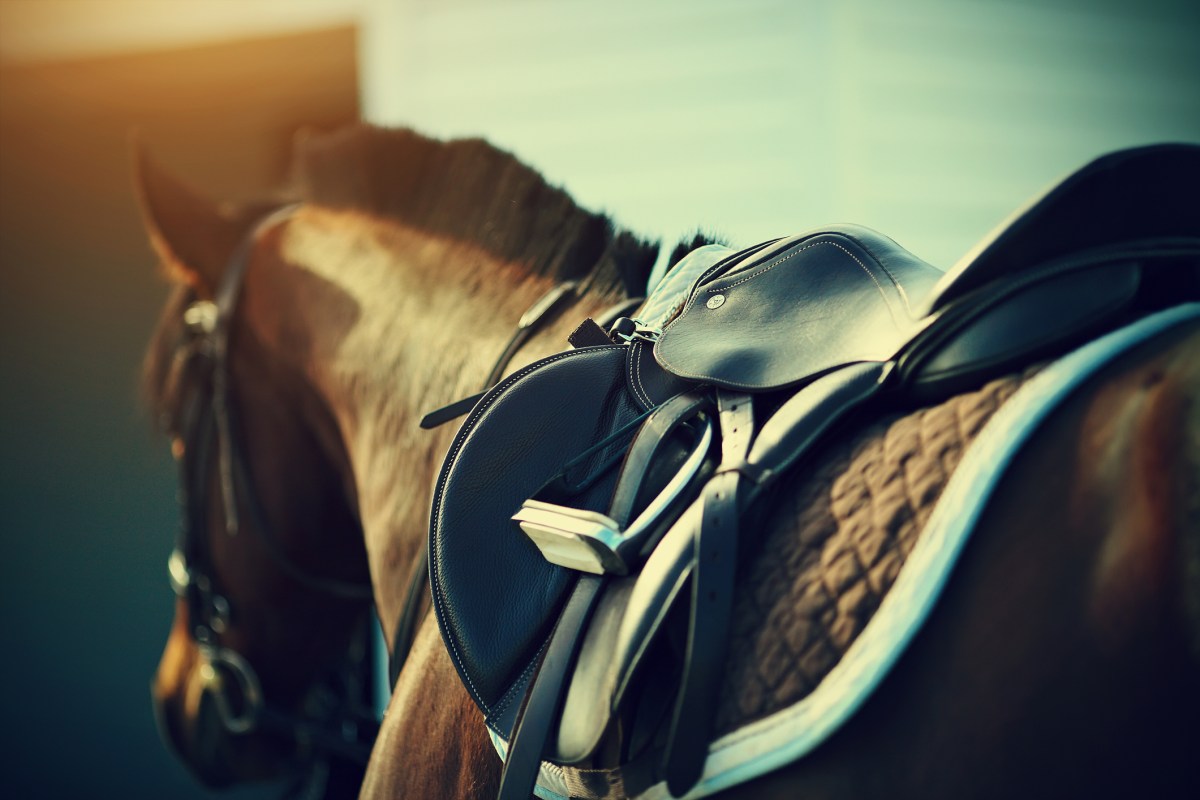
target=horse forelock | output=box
[289,123,660,298]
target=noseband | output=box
[165,207,377,766]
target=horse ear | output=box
[131,134,244,297]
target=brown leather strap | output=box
[421,282,580,430]
[606,390,711,531]
[664,391,753,795]
[497,574,605,800]
[569,318,616,348]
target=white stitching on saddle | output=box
[490,632,552,722]
[630,341,654,409]
[430,346,626,710]
[837,233,915,314]
[626,341,641,409]
[657,240,891,385]
[709,240,886,297]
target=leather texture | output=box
[427,145,1200,800]
[663,392,753,794]
[430,345,643,710]
[655,225,944,390]
[626,340,691,409]
[496,574,605,800]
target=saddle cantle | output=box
[428,144,1200,800]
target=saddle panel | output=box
[899,257,1144,399]
[922,143,1200,316]
[655,225,944,391]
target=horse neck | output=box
[260,206,624,634]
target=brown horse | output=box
[138,124,667,796]
[138,145,381,795]
[139,124,1200,799]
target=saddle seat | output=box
[428,144,1200,800]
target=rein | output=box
[166,206,377,769]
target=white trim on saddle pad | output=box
[488,302,1200,800]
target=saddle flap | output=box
[654,225,944,391]
[430,345,644,712]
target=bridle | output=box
[163,206,378,769]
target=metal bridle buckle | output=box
[168,548,191,597]
[169,549,231,635]
[183,301,218,336]
[198,643,264,735]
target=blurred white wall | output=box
[360,0,1200,270]
[6,0,1194,269]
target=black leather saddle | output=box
[429,144,1200,800]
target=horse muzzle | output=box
[152,642,281,787]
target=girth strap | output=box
[664,391,753,795]
[497,392,716,800]
[497,574,606,800]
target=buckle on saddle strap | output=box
[514,417,714,575]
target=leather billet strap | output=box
[496,392,716,800]
[664,391,753,794]
[497,574,606,800]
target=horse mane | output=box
[290,124,661,297]
[143,125,715,426]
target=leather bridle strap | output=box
[170,205,377,765]
[419,281,582,430]
[200,205,372,601]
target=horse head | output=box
[133,123,674,796]
[135,142,375,789]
